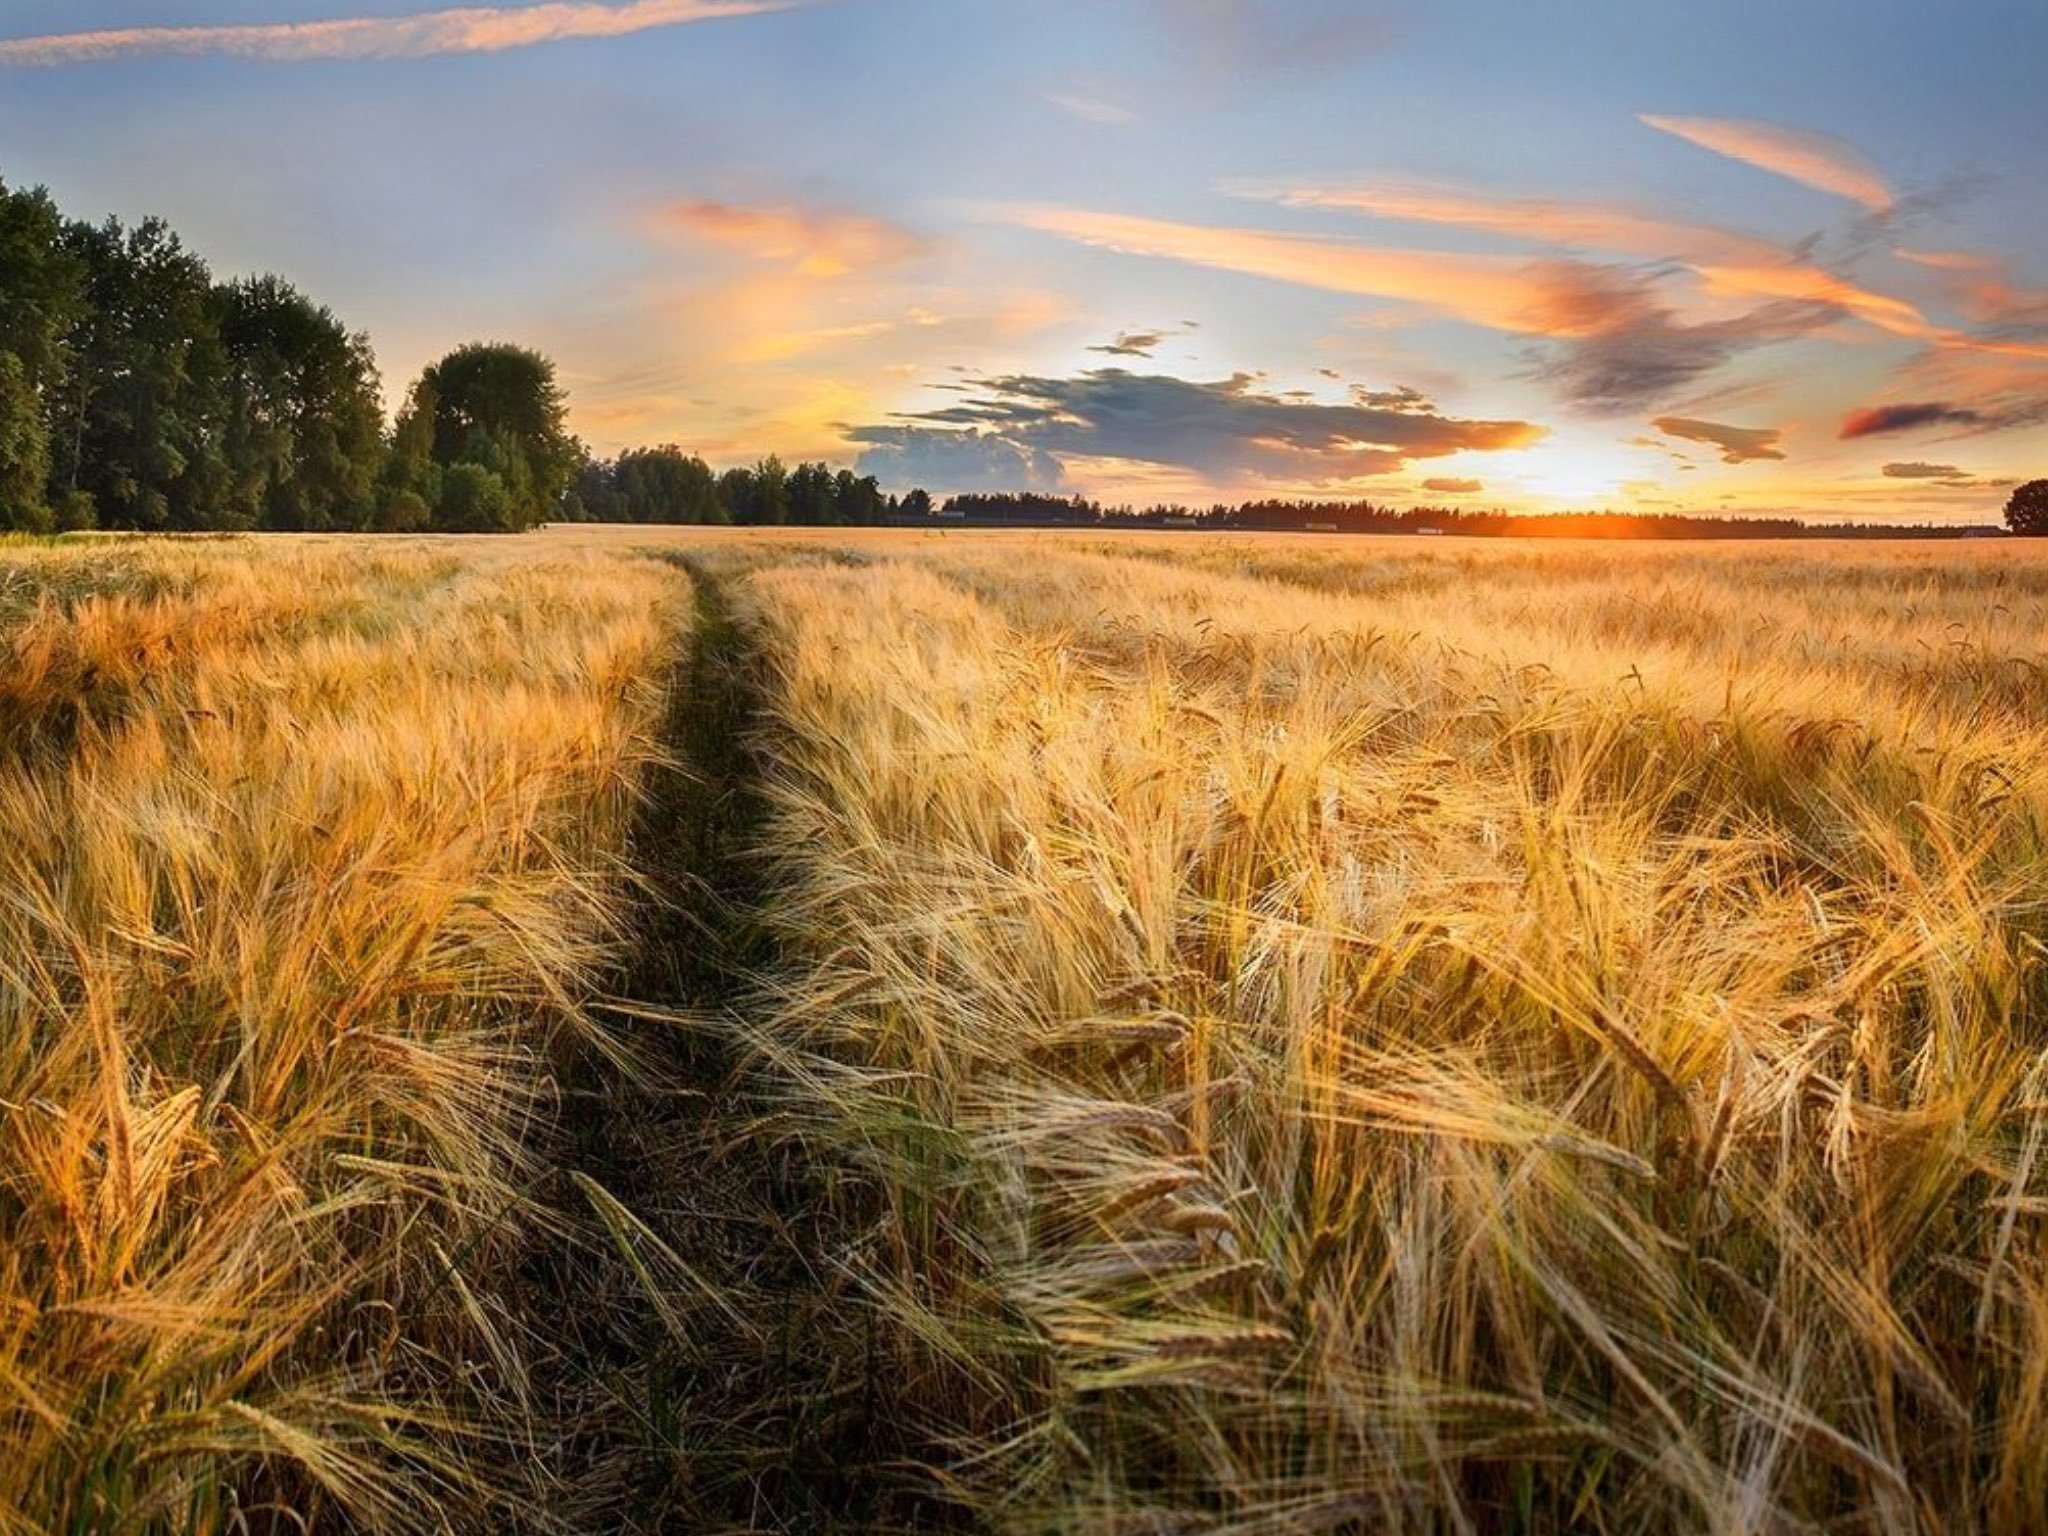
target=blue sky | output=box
[4,0,2045,516]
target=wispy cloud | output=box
[1238,178,1937,343]
[1008,206,1834,411]
[655,200,928,276]
[1045,91,1138,126]
[0,0,801,67]
[1651,415,1786,464]
[1421,477,1482,494]
[1895,247,2048,338]
[1638,113,1894,212]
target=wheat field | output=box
[5,527,2048,1533]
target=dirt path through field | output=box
[525,556,955,1533]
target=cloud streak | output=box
[1838,400,1986,439]
[1008,206,1841,413]
[1652,415,1787,464]
[0,0,799,67]
[1240,179,1937,343]
[1639,113,1894,212]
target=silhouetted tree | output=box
[2006,480,2048,537]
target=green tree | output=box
[438,462,514,533]
[613,444,724,523]
[48,216,229,530]
[787,461,838,525]
[716,465,757,523]
[0,353,52,531]
[218,276,385,530]
[400,343,577,530]
[900,487,933,519]
[2006,480,2048,537]
[834,468,884,526]
[749,455,790,526]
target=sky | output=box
[3,0,2046,519]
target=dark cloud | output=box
[849,426,1066,494]
[1351,384,1436,411]
[1422,477,1483,494]
[1530,262,1837,413]
[1838,400,1986,439]
[1881,460,1968,481]
[1089,328,1173,358]
[1651,415,1787,464]
[864,368,1544,486]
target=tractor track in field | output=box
[522,556,960,1534]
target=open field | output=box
[6,527,2048,1532]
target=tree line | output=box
[934,494,2009,540]
[0,175,926,535]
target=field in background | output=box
[6,526,2048,1533]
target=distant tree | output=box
[834,468,885,526]
[786,461,838,525]
[716,465,757,523]
[2006,480,2048,537]
[900,487,933,519]
[614,444,724,523]
[399,343,577,530]
[750,455,790,526]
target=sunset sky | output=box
[5,0,2046,518]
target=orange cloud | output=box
[656,200,927,277]
[1638,113,1894,212]
[0,0,802,66]
[1895,247,2048,336]
[1245,180,1936,343]
[1005,206,1566,333]
[1006,206,1838,410]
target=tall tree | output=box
[749,455,790,526]
[218,276,385,530]
[400,343,577,531]
[0,177,85,529]
[49,217,228,530]
[0,353,50,530]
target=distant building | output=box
[1306,521,1338,532]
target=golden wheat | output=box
[0,534,681,1533]
[661,529,2048,1534]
